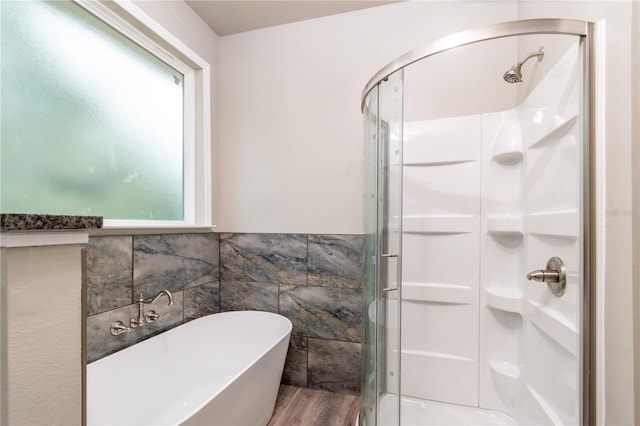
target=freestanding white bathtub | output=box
[87,311,292,426]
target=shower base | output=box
[377,393,518,425]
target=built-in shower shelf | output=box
[486,216,523,235]
[402,215,478,234]
[489,360,521,379]
[526,384,565,426]
[488,360,521,404]
[485,287,523,314]
[404,159,476,167]
[526,210,578,238]
[526,113,578,150]
[526,300,579,357]
[492,150,523,165]
[402,282,475,305]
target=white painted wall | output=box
[1,243,84,425]
[218,1,518,234]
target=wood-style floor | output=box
[267,385,360,426]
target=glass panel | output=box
[360,68,404,426]
[377,69,404,425]
[1,0,184,220]
[361,85,379,426]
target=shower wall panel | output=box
[479,40,582,425]
[479,108,525,418]
[394,38,582,423]
[398,115,482,407]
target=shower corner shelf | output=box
[489,360,521,380]
[525,113,578,150]
[526,384,565,426]
[488,360,522,408]
[486,216,523,236]
[403,215,477,234]
[492,150,523,165]
[485,286,523,315]
[526,210,578,238]
[526,300,579,357]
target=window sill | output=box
[0,213,103,231]
[89,225,217,236]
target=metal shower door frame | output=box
[361,18,595,425]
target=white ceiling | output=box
[185,1,401,36]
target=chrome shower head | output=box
[503,67,522,83]
[503,46,544,84]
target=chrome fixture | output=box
[130,290,174,328]
[381,253,399,292]
[110,321,131,336]
[527,257,567,297]
[145,310,163,323]
[503,46,544,83]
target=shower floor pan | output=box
[378,393,518,425]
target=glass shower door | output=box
[362,19,592,426]
[361,69,404,426]
[361,83,379,426]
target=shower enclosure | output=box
[361,19,594,425]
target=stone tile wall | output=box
[85,232,363,396]
[85,234,220,362]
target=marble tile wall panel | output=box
[87,232,365,397]
[86,236,133,315]
[308,235,364,288]
[184,281,220,321]
[86,291,184,362]
[308,338,361,395]
[282,336,308,388]
[220,233,307,284]
[279,285,362,342]
[220,281,278,313]
[133,233,219,297]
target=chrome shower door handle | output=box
[527,256,567,297]
[381,253,398,292]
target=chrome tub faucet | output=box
[130,290,175,328]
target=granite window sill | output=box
[0,213,103,231]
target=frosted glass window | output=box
[1,0,184,221]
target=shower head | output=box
[503,67,523,83]
[503,46,544,84]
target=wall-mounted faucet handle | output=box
[526,270,560,283]
[110,321,131,336]
[526,257,567,297]
[145,310,162,323]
